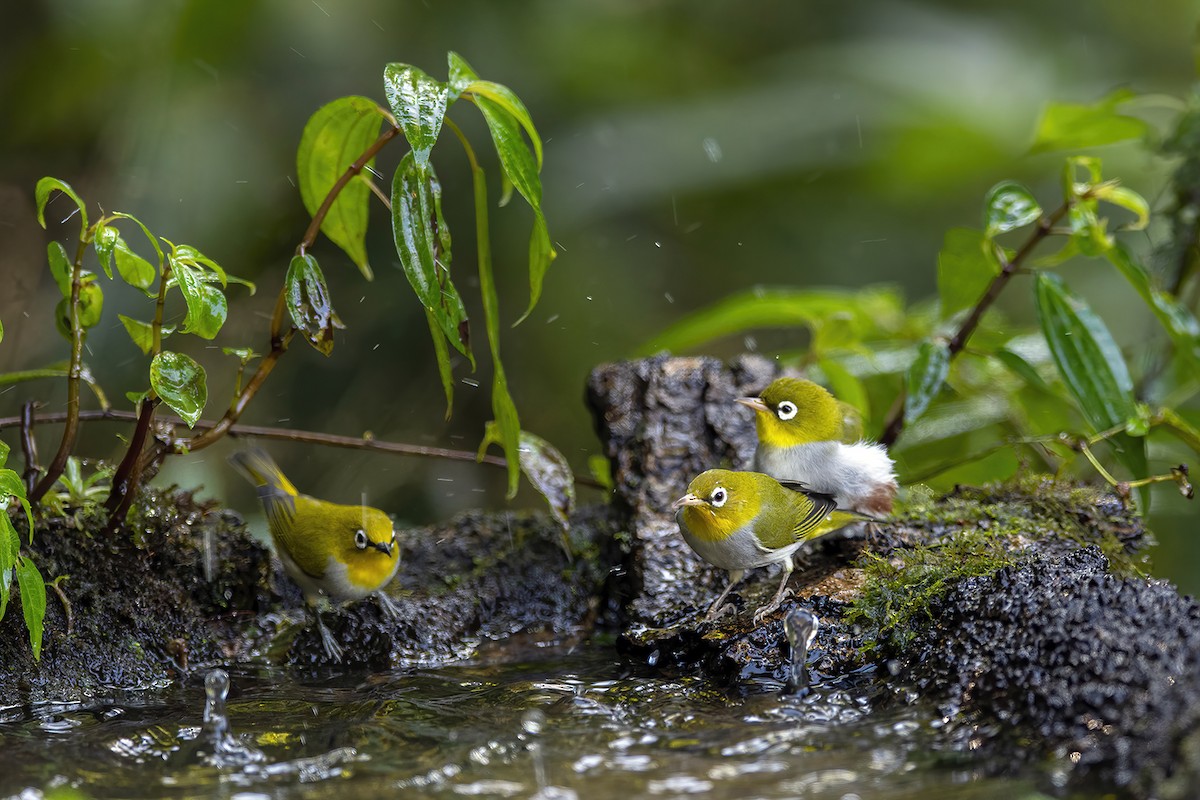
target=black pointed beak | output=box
[372,540,393,556]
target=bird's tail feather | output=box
[228,448,299,531]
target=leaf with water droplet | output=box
[35,176,87,234]
[93,224,118,279]
[286,254,338,356]
[151,350,207,428]
[479,423,574,534]
[174,263,228,340]
[904,340,950,424]
[983,181,1041,237]
[119,314,155,355]
[383,64,449,166]
[937,228,998,319]
[16,556,46,661]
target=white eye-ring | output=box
[776,400,798,421]
[710,487,728,507]
[354,529,368,550]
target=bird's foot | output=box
[314,614,343,663]
[752,590,791,626]
[375,590,401,621]
[703,601,737,624]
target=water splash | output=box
[784,608,820,693]
[197,669,264,768]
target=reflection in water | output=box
[0,644,1044,799]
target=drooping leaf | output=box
[112,212,164,267]
[119,314,155,355]
[297,96,386,280]
[474,94,541,206]
[1092,182,1150,230]
[174,264,228,340]
[15,557,46,661]
[479,423,575,533]
[1105,243,1200,372]
[286,254,338,356]
[904,340,951,425]
[992,348,1054,394]
[937,228,998,318]
[636,286,905,356]
[391,153,472,361]
[93,224,118,279]
[466,80,544,170]
[983,181,1042,237]
[47,242,73,297]
[0,468,32,544]
[1034,273,1146,483]
[425,308,454,419]
[0,513,16,621]
[35,177,87,235]
[1031,90,1150,153]
[150,351,207,427]
[383,64,450,166]
[114,239,156,293]
[447,51,477,98]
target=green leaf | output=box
[937,228,998,318]
[518,211,554,326]
[0,514,16,621]
[1092,182,1150,231]
[817,358,870,421]
[425,308,454,419]
[1104,244,1200,372]
[93,225,118,279]
[114,239,156,293]
[297,96,385,280]
[286,254,338,356]
[636,286,905,356]
[479,424,575,531]
[467,143,520,497]
[588,455,613,493]
[474,95,541,206]
[119,314,155,355]
[983,181,1042,237]
[16,557,46,661]
[0,316,3,345]
[174,264,228,339]
[467,80,544,170]
[383,64,450,166]
[112,212,164,267]
[171,244,227,286]
[35,177,87,234]
[1034,273,1146,482]
[56,280,104,338]
[992,348,1053,394]
[150,351,207,427]
[47,242,73,297]
[0,468,33,545]
[18,593,52,669]
[0,439,8,468]
[904,340,951,424]
[221,346,259,363]
[391,153,472,362]
[1031,90,1150,153]
[447,51,478,97]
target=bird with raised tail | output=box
[737,377,898,516]
[228,448,400,661]
[673,469,870,623]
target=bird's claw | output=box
[703,602,736,624]
[376,591,401,621]
[314,613,343,663]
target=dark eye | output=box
[777,401,798,421]
[711,487,728,507]
[354,529,368,550]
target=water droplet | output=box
[647,649,660,667]
[521,708,546,737]
[702,137,723,163]
[783,608,819,693]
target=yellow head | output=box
[672,469,763,543]
[312,501,400,594]
[737,377,842,448]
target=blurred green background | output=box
[1,1,1196,588]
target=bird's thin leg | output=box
[375,590,400,620]
[753,557,795,625]
[703,570,745,622]
[312,605,343,663]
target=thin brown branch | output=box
[0,408,605,490]
[104,397,160,531]
[879,202,1072,448]
[30,238,90,502]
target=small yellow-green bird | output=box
[229,448,400,661]
[737,377,897,516]
[673,469,869,623]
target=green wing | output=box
[753,479,863,549]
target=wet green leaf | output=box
[171,244,227,286]
[937,228,997,318]
[0,468,32,545]
[112,212,164,267]
[114,239,156,293]
[1034,273,1146,483]
[447,51,477,98]
[904,340,951,424]
[118,315,155,355]
[0,514,16,620]
[55,280,104,339]
[474,95,541,206]
[286,254,338,356]
[93,225,118,279]
[1031,90,1149,153]
[637,286,905,356]
[479,423,575,531]
[1092,182,1150,231]
[35,177,87,234]
[297,96,385,280]
[150,351,207,428]
[221,347,259,363]
[391,153,472,361]
[468,80,544,170]
[383,64,449,166]
[488,377,522,500]
[983,181,1042,237]
[47,242,72,297]
[174,265,227,340]
[16,557,46,661]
